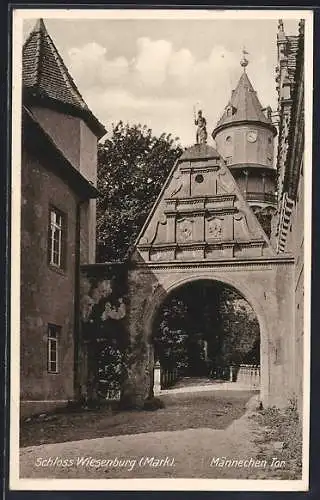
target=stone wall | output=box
[275,20,305,415]
[31,107,81,171]
[20,148,79,413]
[30,106,98,262]
[283,159,304,413]
[214,124,274,168]
[125,260,295,409]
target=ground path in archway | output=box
[19,390,279,479]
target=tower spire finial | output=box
[240,47,249,71]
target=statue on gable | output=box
[194,109,208,144]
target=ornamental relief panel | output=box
[140,214,167,244]
[169,170,184,198]
[206,217,224,240]
[217,166,237,194]
[177,217,194,242]
[234,212,251,239]
[150,249,175,262]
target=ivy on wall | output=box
[80,267,128,398]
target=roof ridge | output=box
[22,19,42,87]
[36,19,89,110]
[43,24,89,110]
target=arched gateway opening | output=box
[125,143,295,409]
[151,279,260,393]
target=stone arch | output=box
[143,272,270,402]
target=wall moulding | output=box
[131,256,293,272]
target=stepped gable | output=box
[213,71,276,137]
[133,143,275,263]
[22,18,106,138]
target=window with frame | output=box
[47,324,60,373]
[49,207,66,269]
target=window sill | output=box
[48,264,67,276]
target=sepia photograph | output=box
[10,8,312,491]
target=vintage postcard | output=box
[10,7,312,491]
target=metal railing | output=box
[161,368,179,389]
[154,362,179,394]
[232,364,260,389]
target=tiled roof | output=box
[213,70,275,137]
[22,19,106,138]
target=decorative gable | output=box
[133,144,275,262]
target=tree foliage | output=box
[154,284,260,376]
[218,290,260,366]
[154,298,189,371]
[96,121,183,262]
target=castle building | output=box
[274,19,305,414]
[20,19,106,416]
[212,55,278,238]
[18,17,305,417]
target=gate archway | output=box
[124,144,295,409]
[150,277,261,389]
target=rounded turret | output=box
[212,59,278,237]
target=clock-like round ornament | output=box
[247,130,258,143]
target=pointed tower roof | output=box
[22,19,106,138]
[212,65,276,139]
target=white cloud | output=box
[167,48,194,85]
[86,88,186,113]
[133,38,239,93]
[81,87,192,142]
[68,42,129,88]
[67,37,241,98]
[66,37,277,146]
[134,37,172,87]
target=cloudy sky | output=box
[22,12,300,147]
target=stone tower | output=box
[212,54,278,237]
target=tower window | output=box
[268,137,272,144]
[49,207,66,269]
[48,324,60,373]
[225,135,232,143]
[226,105,236,117]
[225,156,233,165]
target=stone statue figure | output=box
[195,109,208,144]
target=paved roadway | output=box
[19,391,266,480]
